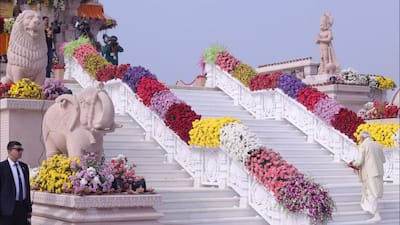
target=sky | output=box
[98,0,399,99]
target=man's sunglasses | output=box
[12,147,24,152]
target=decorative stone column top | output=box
[31,191,162,208]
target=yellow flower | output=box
[189,117,241,147]
[30,154,80,194]
[355,123,400,147]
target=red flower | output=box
[296,86,327,111]
[115,64,130,79]
[0,82,14,98]
[331,108,365,141]
[249,72,282,91]
[136,77,169,106]
[164,102,201,143]
[96,64,116,82]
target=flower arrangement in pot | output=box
[8,78,42,99]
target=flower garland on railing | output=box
[355,123,400,147]
[83,53,110,79]
[277,74,307,99]
[203,47,391,144]
[220,122,260,162]
[278,174,335,224]
[150,90,182,120]
[215,51,240,73]
[96,64,116,82]
[296,86,328,111]
[73,43,98,65]
[122,66,156,93]
[188,117,241,147]
[115,64,130,79]
[249,72,282,91]
[164,102,201,143]
[136,77,169,106]
[313,98,343,125]
[232,63,257,87]
[203,45,226,64]
[67,43,335,223]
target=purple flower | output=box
[150,90,183,119]
[122,66,157,93]
[313,98,343,125]
[277,74,307,98]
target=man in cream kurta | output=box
[349,131,386,223]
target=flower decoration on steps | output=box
[331,108,365,142]
[312,98,343,125]
[296,86,328,111]
[164,102,201,144]
[232,63,257,87]
[83,53,110,79]
[203,45,226,64]
[220,122,261,163]
[122,66,157,93]
[63,36,91,57]
[96,64,116,82]
[73,43,98,66]
[189,117,241,147]
[249,72,282,91]
[277,74,307,98]
[150,90,182,120]
[278,174,335,225]
[215,51,240,73]
[136,77,169,106]
[115,64,130,79]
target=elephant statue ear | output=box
[55,94,80,131]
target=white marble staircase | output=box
[65,81,268,225]
[104,114,268,225]
[171,87,400,225]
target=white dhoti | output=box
[360,176,383,214]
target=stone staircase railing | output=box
[204,64,399,184]
[65,57,310,225]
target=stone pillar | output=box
[0,98,54,167]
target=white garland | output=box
[220,122,261,163]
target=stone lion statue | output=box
[1,10,47,85]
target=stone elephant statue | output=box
[42,84,121,160]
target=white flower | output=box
[220,122,261,163]
[80,178,88,186]
[93,176,101,185]
[87,167,96,177]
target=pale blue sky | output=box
[98,0,399,98]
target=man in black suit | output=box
[0,141,32,225]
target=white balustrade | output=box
[65,58,396,225]
[206,64,399,184]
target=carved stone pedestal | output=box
[31,191,163,225]
[0,98,54,167]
